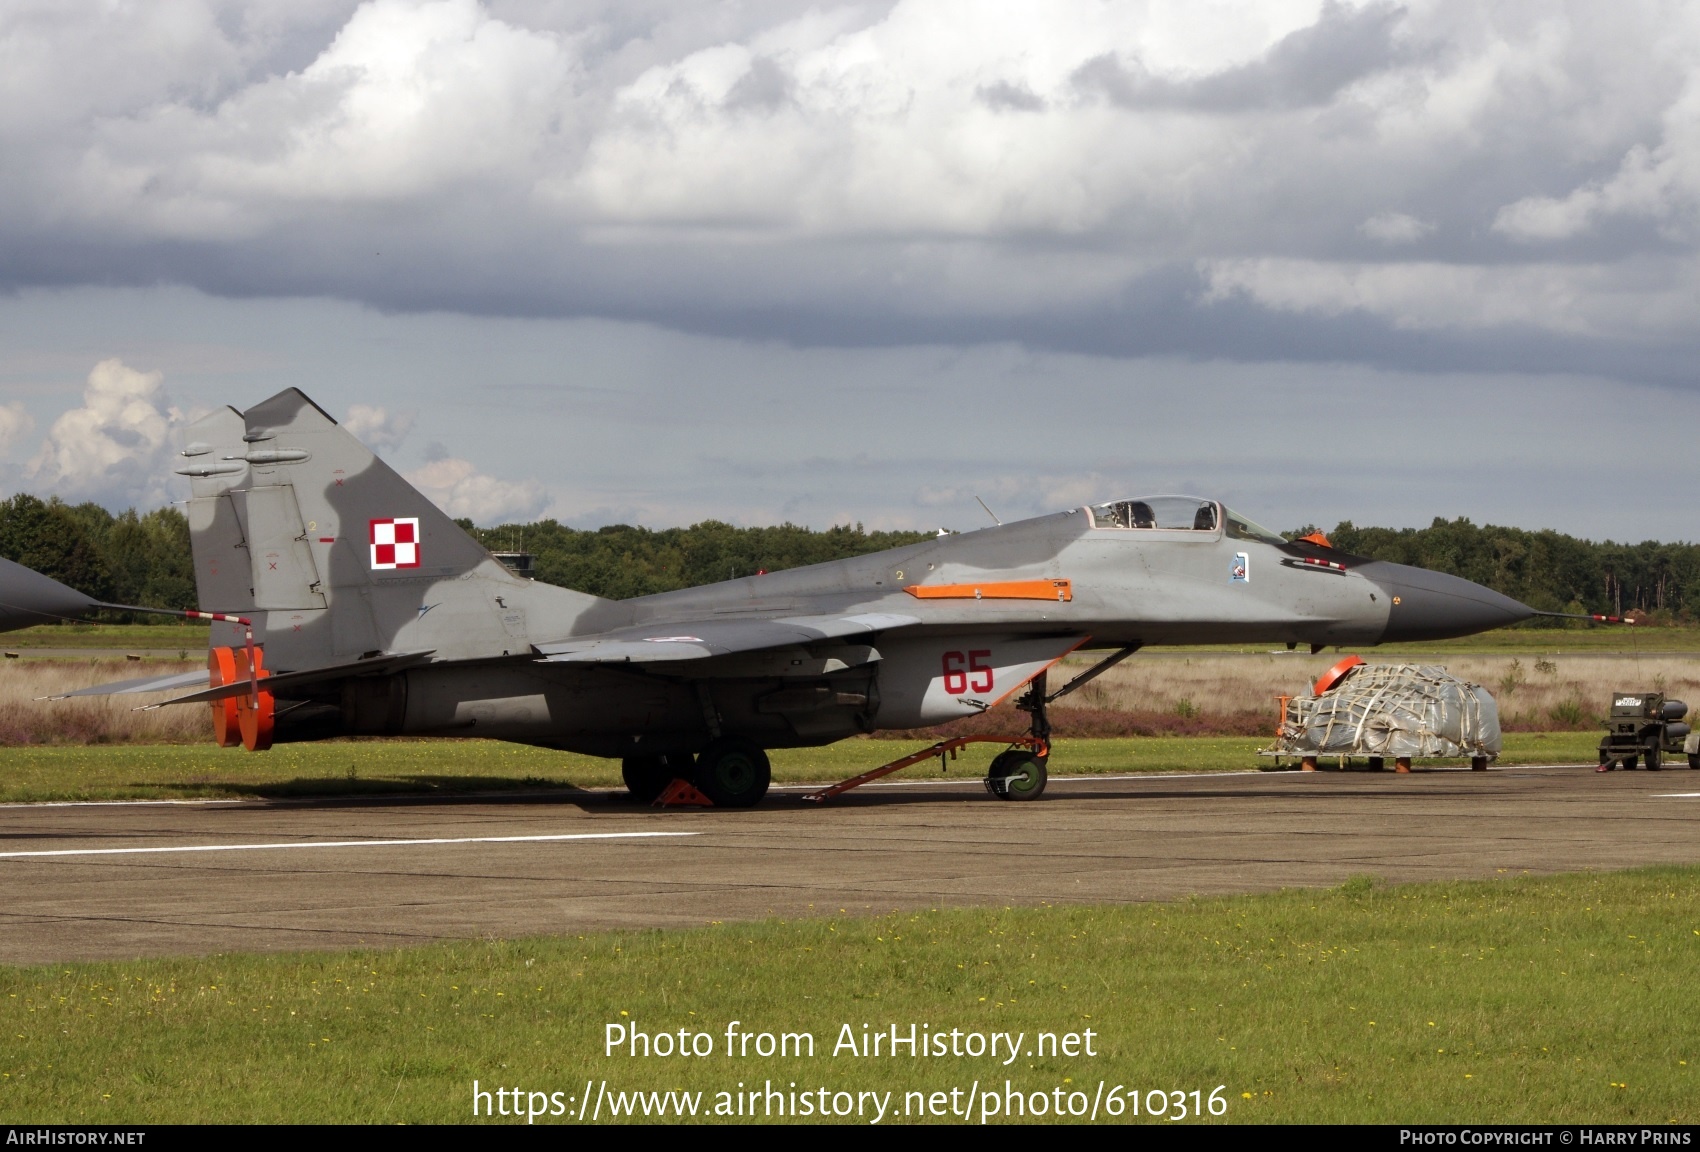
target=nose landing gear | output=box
[988,669,1056,801]
[985,750,1048,800]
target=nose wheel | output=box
[985,750,1048,800]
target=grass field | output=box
[1,625,1691,1126]
[0,732,1611,804]
[2,866,1695,1124]
[0,623,209,650]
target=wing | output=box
[50,651,435,706]
[140,650,436,707]
[534,612,922,664]
[48,612,920,706]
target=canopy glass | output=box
[1087,497,1286,545]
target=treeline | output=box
[0,494,195,618]
[459,519,933,600]
[0,491,1695,624]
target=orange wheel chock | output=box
[653,778,714,808]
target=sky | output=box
[1,0,1697,541]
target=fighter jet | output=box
[8,389,1543,807]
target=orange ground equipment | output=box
[232,646,274,752]
[653,778,716,808]
[193,610,269,751]
[1312,654,1366,696]
[207,646,240,748]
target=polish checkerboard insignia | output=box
[369,518,421,570]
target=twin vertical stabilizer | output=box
[179,389,610,670]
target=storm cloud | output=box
[0,1,1696,531]
[0,1,1693,367]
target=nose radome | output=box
[1360,561,1535,643]
[0,556,99,633]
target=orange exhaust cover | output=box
[232,646,275,752]
[207,647,240,748]
[210,645,274,751]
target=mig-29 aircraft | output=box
[2,389,1540,807]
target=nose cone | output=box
[0,557,99,632]
[1360,561,1535,643]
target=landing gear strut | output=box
[1015,670,1053,749]
[989,645,1141,802]
[992,671,1054,801]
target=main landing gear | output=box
[622,739,771,808]
[620,754,688,803]
[693,738,771,807]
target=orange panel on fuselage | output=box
[903,579,1071,602]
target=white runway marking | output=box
[0,799,245,809]
[0,830,697,860]
[1654,793,1700,798]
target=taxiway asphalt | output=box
[3,765,1698,964]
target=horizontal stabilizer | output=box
[536,612,921,664]
[45,669,212,700]
[140,651,436,708]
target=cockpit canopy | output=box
[1087,496,1287,545]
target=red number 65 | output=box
[941,650,994,695]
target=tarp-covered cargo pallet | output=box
[1261,662,1500,773]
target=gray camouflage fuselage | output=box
[144,390,1534,759]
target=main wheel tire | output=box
[621,756,680,803]
[986,750,1048,801]
[1646,747,1662,771]
[692,738,771,808]
[1622,754,1638,770]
